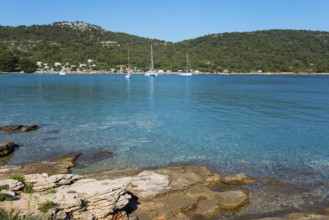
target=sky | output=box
[1,0,329,42]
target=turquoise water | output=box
[1,74,329,179]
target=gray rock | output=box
[24,173,81,192]
[0,190,15,197]
[0,179,24,191]
[0,142,20,157]
[64,178,131,219]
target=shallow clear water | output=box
[1,74,329,178]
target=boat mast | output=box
[186,52,189,73]
[150,44,154,71]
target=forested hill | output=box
[1,21,329,73]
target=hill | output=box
[1,21,329,73]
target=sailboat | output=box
[125,48,132,79]
[179,52,192,76]
[145,44,158,77]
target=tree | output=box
[19,58,36,73]
[0,54,18,72]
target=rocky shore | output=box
[1,125,329,219]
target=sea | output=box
[0,74,329,182]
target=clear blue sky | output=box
[1,0,328,42]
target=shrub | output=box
[0,184,9,190]
[23,184,33,194]
[0,193,13,202]
[43,188,56,194]
[10,174,25,182]
[0,208,19,219]
[38,200,57,213]
[0,208,42,220]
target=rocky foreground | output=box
[0,153,328,220]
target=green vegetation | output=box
[43,188,56,195]
[8,174,33,193]
[0,208,42,220]
[10,174,25,182]
[0,193,12,202]
[0,208,19,219]
[23,184,33,194]
[38,200,57,213]
[1,21,329,73]
[0,184,9,190]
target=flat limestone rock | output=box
[2,177,132,220]
[64,178,131,218]
[191,199,221,218]
[186,184,217,200]
[24,173,81,192]
[127,170,171,200]
[215,190,249,210]
[155,165,221,190]
[132,166,224,219]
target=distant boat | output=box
[125,48,132,79]
[145,44,158,77]
[179,52,192,76]
[59,69,66,75]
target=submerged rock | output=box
[0,153,79,179]
[255,212,329,220]
[215,190,249,210]
[221,173,256,185]
[0,124,40,133]
[74,147,113,168]
[0,142,20,158]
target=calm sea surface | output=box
[1,74,329,180]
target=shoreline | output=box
[2,71,329,75]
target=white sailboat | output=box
[179,52,192,76]
[145,44,158,77]
[125,48,132,79]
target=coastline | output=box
[1,152,329,220]
[2,71,329,75]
